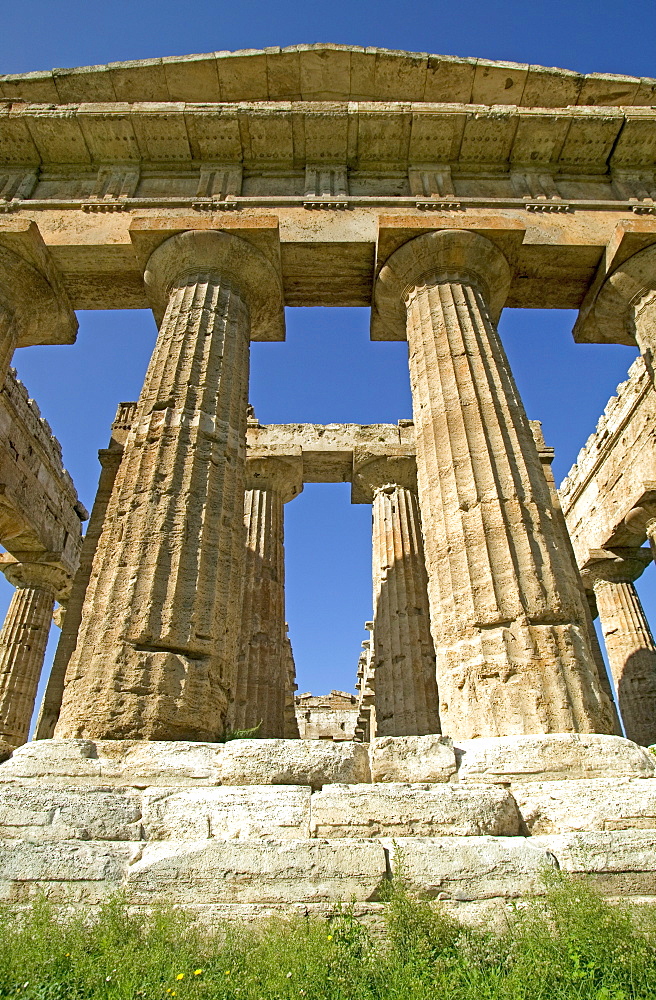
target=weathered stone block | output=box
[370,735,456,783]
[310,783,520,837]
[0,785,143,840]
[514,777,656,834]
[388,836,556,900]
[220,739,370,788]
[143,785,311,840]
[0,740,103,783]
[0,840,140,903]
[93,740,222,786]
[456,734,655,784]
[126,838,387,903]
[534,830,656,894]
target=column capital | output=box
[143,228,285,340]
[0,220,77,349]
[0,554,72,598]
[372,229,511,340]
[351,448,417,503]
[575,242,656,348]
[581,547,652,589]
[245,453,304,503]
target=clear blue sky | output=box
[0,0,653,716]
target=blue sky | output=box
[0,0,653,714]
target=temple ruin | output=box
[1,44,656,920]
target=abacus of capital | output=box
[2,45,656,922]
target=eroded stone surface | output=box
[0,785,142,840]
[457,734,656,784]
[515,778,656,835]
[311,783,520,838]
[220,739,371,788]
[143,785,311,840]
[126,838,387,904]
[0,840,140,903]
[534,830,656,894]
[387,836,556,900]
[370,735,456,783]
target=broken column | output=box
[231,453,302,737]
[373,229,611,738]
[55,229,284,741]
[352,449,440,736]
[0,558,69,758]
[582,548,656,746]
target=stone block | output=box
[370,735,456,783]
[0,740,103,783]
[93,740,222,786]
[534,830,656,894]
[456,734,655,784]
[0,840,140,903]
[310,783,520,838]
[143,785,311,840]
[514,777,656,834]
[127,838,387,903]
[220,739,370,788]
[388,836,556,900]
[0,785,143,841]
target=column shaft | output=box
[0,583,55,753]
[35,448,123,739]
[594,578,656,746]
[232,487,287,736]
[377,231,610,738]
[372,484,440,736]
[0,305,16,384]
[56,269,250,740]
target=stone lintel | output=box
[0,219,77,349]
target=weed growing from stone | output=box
[0,875,655,999]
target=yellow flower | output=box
[225,970,231,976]
[327,935,333,940]
[176,974,185,981]
[193,970,203,976]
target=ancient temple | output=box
[1,45,656,919]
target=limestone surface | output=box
[0,840,140,903]
[142,785,311,840]
[456,734,656,783]
[514,778,656,835]
[310,783,520,838]
[126,838,387,904]
[0,785,142,841]
[534,830,656,894]
[370,734,456,783]
[220,739,371,788]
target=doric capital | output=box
[144,229,285,340]
[581,547,652,589]
[372,229,512,340]
[0,554,72,598]
[351,447,417,503]
[574,242,656,348]
[0,220,77,349]
[245,453,304,504]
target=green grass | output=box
[1,874,655,1000]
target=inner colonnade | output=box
[1,46,656,758]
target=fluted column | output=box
[55,230,283,741]
[583,548,656,746]
[353,452,440,736]
[0,561,68,758]
[231,455,302,737]
[283,629,300,739]
[374,229,610,738]
[35,405,135,739]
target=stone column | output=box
[353,451,440,736]
[582,548,656,746]
[373,229,610,738]
[55,230,283,741]
[231,455,302,737]
[0,560,68,758]
[282,629,300,739]
[34,405,136,739]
